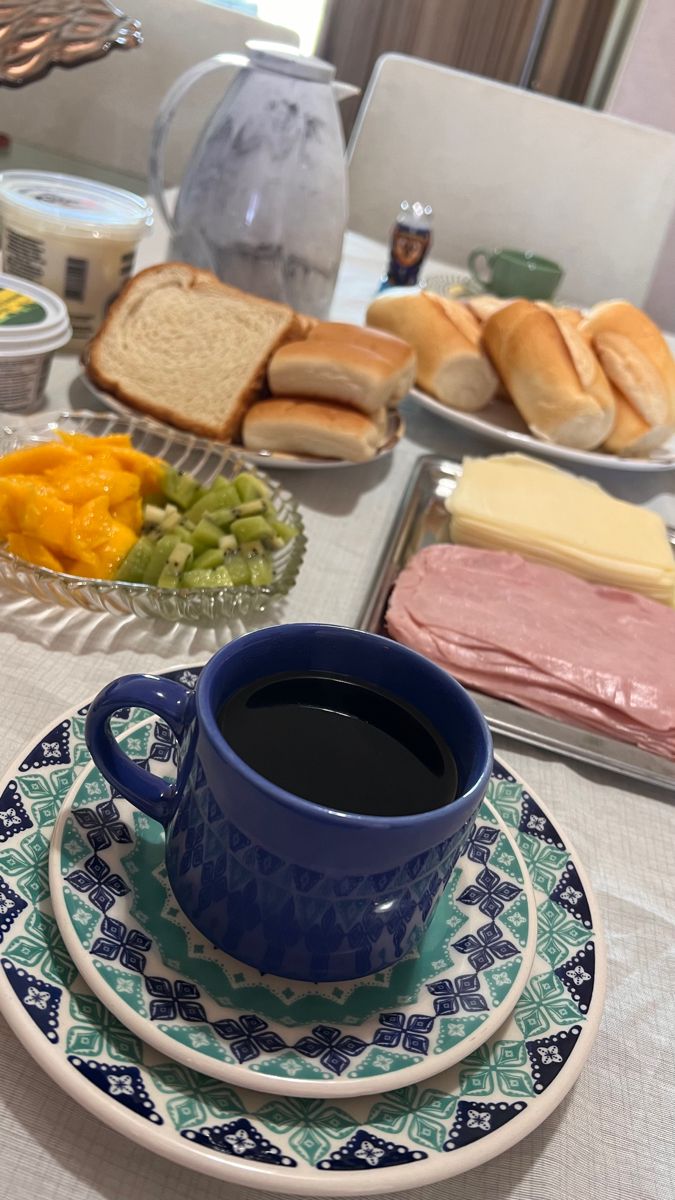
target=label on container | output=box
[0,287,47,327]
[0,352,49,413]
[31,191,85,209]
[2,221,139,349]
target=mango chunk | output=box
[93,523,139,579]
[56,432,165,494]
[0,429,169,581]
[0,443,78,476]
[6,533,65,572]
[47,466,140,507]
[110,496,143,533]
[21,492,75,553]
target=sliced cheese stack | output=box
[445,453,675,605]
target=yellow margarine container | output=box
[0,273,72,412]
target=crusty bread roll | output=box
[366,292,498,411]
[536,301,584,328]
[482,300,615,449]
[580,301,675,450]
[267,323,416,414]
[603,384,674,456]
[464,295,515,323]
[242,398,383,462]
[466,297,583,328]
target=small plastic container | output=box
[0,273,72,413]
[0,171,152,351]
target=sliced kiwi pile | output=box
[116,469,297,590]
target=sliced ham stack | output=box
[386,544,675,761]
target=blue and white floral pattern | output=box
[53,733,533,1094]
[0,670,604,1194]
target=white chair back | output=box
[348,54,675,308]
[0,0,297,186]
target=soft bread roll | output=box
[87,263,297,441]
[293,313,320,338]
[308,321,416,402]
[580,301,675,433]
[367,292,498,411]
[267,323,416,414]
[483,300,615,449]
[242,398,382,462]
[370,406,390,439]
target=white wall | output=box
[607,0,675,328]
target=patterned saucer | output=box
[49,714,535,1098]
[0,670,605,1194]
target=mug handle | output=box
[468,248,494,287]
[85,675,194,827]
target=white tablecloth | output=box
[0,229,674,1200]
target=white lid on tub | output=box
[0,273,72,357]
[0,171,153,240]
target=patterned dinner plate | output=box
[48,715,535,1098]
[0,669,605,1194]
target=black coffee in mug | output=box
[217,670,458,817]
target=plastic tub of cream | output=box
[0,273,72,412]
[0,171,152,351]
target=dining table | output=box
[0,213,673,1200]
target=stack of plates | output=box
[0,666,605,1193]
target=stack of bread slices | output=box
[85,262,416,462]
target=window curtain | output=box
[318,0,618,138]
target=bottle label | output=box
[387,221,432,286]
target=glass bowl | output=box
[0,411,306,621]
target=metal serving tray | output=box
[357,454,675,793]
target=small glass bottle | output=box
[379,201,433,290]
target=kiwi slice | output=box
[235,473,269,503]
[162,468,201,511]
[190,517,223,552]
[157,541,194,588]
[230,515,275,545]
[116,536,155,583]
[192,548,225,571]
[142,534,182,585]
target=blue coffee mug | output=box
[85,624,493,982]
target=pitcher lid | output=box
[246,40,336,84]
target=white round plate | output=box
[80,373,404,471]
[49,715,536,1099]
[410,385,675,473]
[0,669,606,1194]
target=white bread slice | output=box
[242,398,382,462]
[87,263,298,441]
